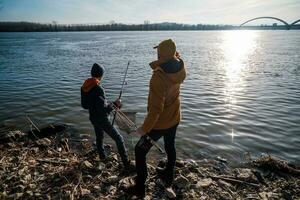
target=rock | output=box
[236,168,253,180]
[216,156,228,163]
[7,142,16,148]
[82,160,93,169]
[197,178,213,188]
[0,192,8,199]
[119,177,134,189]
[107,186,116,195]
[36,138,51,147]
[28,183,36,189]
[81,188,91,195]
[187,173,198,183]
[165,187,176,199]
[259,192,278,200]
[186,159,198,168]
[107,175,119,183]
[111,154,118,161]
[93,185,101,191]
[10,193,23,199]
[83,175,93,182]
[98,163,105,171]
[217,180,232,188]
[24,174,32,182]
[34,192,41,197]
[102,171,111,177]
[106,162,113,169]
[175,160,185,168]
[174,174,189,189]
[14,185,25,192]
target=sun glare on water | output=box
[221,30,258,141]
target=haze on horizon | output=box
[0,0,299,25]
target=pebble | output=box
[174,174,190,189]
[197,178,213,188]
[107,175,119,183]
[165,187,176,199]
[81,188,91,195]
[36,138,51,147]
[82,160,93,168]
[236,168,253,180]
[217,180,232,188]
[119,177,134,189]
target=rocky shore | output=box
[0,125,299,200]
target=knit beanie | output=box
[91,63,104,77]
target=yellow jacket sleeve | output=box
[141,72,166,133]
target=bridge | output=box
[240,17,300,30]
[291,19,300,27]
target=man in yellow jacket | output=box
[127,39,186,197]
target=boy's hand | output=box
[175,51,180,59]
[113,98,122,109]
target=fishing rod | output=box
[99,96,165,154]
[112,61,130,126]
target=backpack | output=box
[81,88,90,109]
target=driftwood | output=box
[210,175,260,188]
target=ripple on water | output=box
[0,31,299,163]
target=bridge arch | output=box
[239,17,290,30]
[290,19,300,27]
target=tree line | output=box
[0,21,297,32]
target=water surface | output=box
[0,31,299,163]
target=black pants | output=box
[93,123,128,164]
[135,124,178,185]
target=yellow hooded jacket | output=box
[141,58,186,133]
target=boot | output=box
[98,151,107,161]
[123,160,135,173]
[125,183,145,198]
[156,167,174,187]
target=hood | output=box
[156,39,176,62]
[150,58,186,84]
[81,77,100,93]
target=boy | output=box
[81,63,134,169]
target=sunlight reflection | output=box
[222,30,258,141]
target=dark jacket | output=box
[81,78,113,125]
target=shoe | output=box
[125,184,145,198]
[156,167,174,187]
[123,160,136,173]
[98,152,107,161]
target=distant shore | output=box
[1,21,299,32]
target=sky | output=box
[0,0,299,25]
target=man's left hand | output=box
[135,127,146,136]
